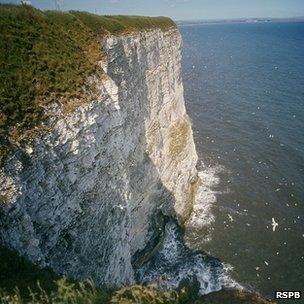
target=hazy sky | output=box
[2,0,304,20]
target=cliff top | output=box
[0,4,176,163]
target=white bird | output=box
[228,214,234,222]
[271,218,278,231]
[115,204,124,210]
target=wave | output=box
[136,221,242,295]
[184,164,225,246]
[136,163,242,295]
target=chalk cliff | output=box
[0,28,198,286]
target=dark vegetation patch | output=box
[0,4,176,164]
[0,244,110,303]
[0,244,59,299]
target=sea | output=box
[180,22,304,299]
[137,21,304,301]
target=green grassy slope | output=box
[0,4,176,163]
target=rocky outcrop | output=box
[0,28,198,286]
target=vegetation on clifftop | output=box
[0,4,176,163]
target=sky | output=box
[2,0,304,21]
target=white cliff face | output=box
[0,28,198,286]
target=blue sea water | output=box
[180,22,304,299]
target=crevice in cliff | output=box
[131,212,168,269]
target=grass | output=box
[0,4,176,164]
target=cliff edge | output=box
[0,5,198,286]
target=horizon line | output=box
[175,15,304,23]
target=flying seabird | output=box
[271,218,278,232]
